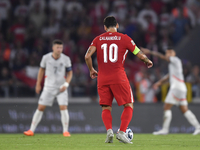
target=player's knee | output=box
[101,105,112,111]
[37,105,46,111]
[59,105,67,110]
[179,105,188,114]
[124,103,133,109]
[163,103,173,111]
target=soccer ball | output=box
[117,127,134,141]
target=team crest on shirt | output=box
[131,40,135,46]
[60,63,63,67]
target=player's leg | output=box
[180,105,200,135]
[102,105,114,143]
[57,90,70,136]
[59,105,70,137]
[153,89,175,135]
[24,104,46,136]
[24,89,55,136]
[111,83,133,144]
[30,105,46,132]
[111,83,134,132]
[153,103,173,135]
[98,85,114,143]
[116,103,133,144]
[102,105,113,132]
[120,103,133,132]
[176,89,200,135]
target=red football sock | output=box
[101,109,112,130]
[120,106,133,132]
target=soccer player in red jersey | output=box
[85,16,153,144]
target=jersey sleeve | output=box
[124,35,140,55]
[40,56,46,68]
[90,36,98,47]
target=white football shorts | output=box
[38,87,68,106]
[165,88,188,106]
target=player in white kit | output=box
[24,40,73,137]
[142,48,200,135]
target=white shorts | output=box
[38,87,68,106]
[165,88,188,106]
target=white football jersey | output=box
[168,56,187,91]
[40,52,72,88]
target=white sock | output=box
[60,109,69,133]
[162,110,172,132]
[184,110,200,129]
[30,109,43,132]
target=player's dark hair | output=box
[104,16,117,28]
[52,39,63,45]
[166,46,174,51]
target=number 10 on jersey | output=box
[101,43,118,63]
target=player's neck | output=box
[107,27,117,33]
[52,53,60,60]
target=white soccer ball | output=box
[117,127,134,141]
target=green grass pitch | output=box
[0,134,200,150]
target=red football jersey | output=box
[90,32,137,86]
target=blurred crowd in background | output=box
[0,0,200,103]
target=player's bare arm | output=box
[136,51,153,68]
[153,74,169,90]
[85,46,98,79]
[60,70,73,92]
[66,70,73,84]
[141,47,170,62]
[36,67,45,94]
